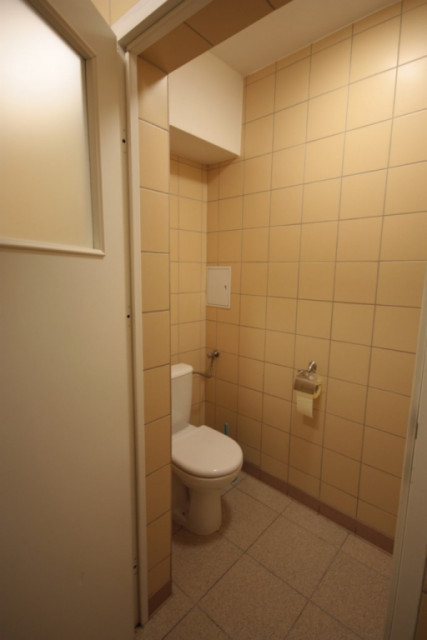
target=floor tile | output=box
[220,488,278,550]
[341,534,393,577]
[312,552,390,640]
[236,474,292,512]
[282,500,349,547]
[172,528,242,601]
[249,515,339,597]
[286,602,362,639]
[200,554,306,640]
[164,607,229,640]
[135,585,192,640]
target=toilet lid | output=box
[172,426,243,478]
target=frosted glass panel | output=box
[0,0,94,248]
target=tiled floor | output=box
[136,473,393,640]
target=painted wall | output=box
[205,0,427,542]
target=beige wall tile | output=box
[320,482,357,518]
[238,386,263,422]
[300,222,338,262]
[262,424,289,463]
[245,74,275,122]
[275,58,310,110]
[362,427,406,477]
[239,326,266,360]
[272,145,305,188]
[142,253,169,312]
[179,197,202,232]
[373,306,420,352]
[350,17,400,81]
[242,227,269,261]
[347,69,395,129]
[357,500,397,538]
[288,466,320,498]
[178,321,202,353]
[305,134,344,182]
[289,436,322,478]
[302,179,341,223]
[326,378,367,423]
[322,449,360,495]
[299,262,335,300]
[237,414,262,449]
[340,170,387,219]
[366,387,411,437]
[276,46,311,70]
[178,292,203,324]
[218,230,242,262]
[312,25,352,53]
[332,303,375,345]
[266,297,297,332]
[274,102,308,150]
[178,161,203,200]
[244,115,274,158]
[268,262,299,298]
[246,64,275,85]
[240,294,267,329]
[359,464,401,514]
[377,262,426,307]
[239,357,264,391]
[243,192,271,228]
[146,465,171,523]
[241,262,268,295]
[385,162,427,214]
[219,161,244,199]
[336,218,382,261]
[334,262,378,304]
[399,3,427,64]
[353,3,402,34]
[217,322,240,354]
[144,365,171,424]
[290,406,324,445]
[143,311,170,369]
[216,379,238,411]
[215,352,239,384]
[217,294,240,324]
[395,57,427,116]
[296,300,333,339]
[137,59,168,128]
[307,87,348,140]
[179,263,202,292]
[148,555,171,599]
[329,341,371,385]
[309,39,351,97]
[179,230,202,262]
[324,414,364,460]
[218,197,242,231]
[145,416,171,476]
[269,225,301,262]
[370,348,415,395]
[139,121,169,192]
[294,335,330,373]
[264,363,294,400]
[146,512,171,570]
[270,186,303,226]
[265,330,295,367]
[140,189,169,253]
[344,121,391,175]
[263,394,292,430]
[244,155,272,194]
[390,110,427,166]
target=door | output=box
[385,276,427,639]
[0,2,137,639]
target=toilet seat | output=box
[172,425,243,478]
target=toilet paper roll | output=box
[296,391,314,418]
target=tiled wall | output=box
[206,0,427,542]
[137,58,172,611]
[170,156,208,425]
[415,556,427,639]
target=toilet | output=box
[171,363,243,535]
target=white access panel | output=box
[206,266,231,308]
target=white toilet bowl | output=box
[171,364,243,535]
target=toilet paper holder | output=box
[294,361,322,397]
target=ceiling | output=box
[211,0,396,76]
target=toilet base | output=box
[172,473,223,535]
